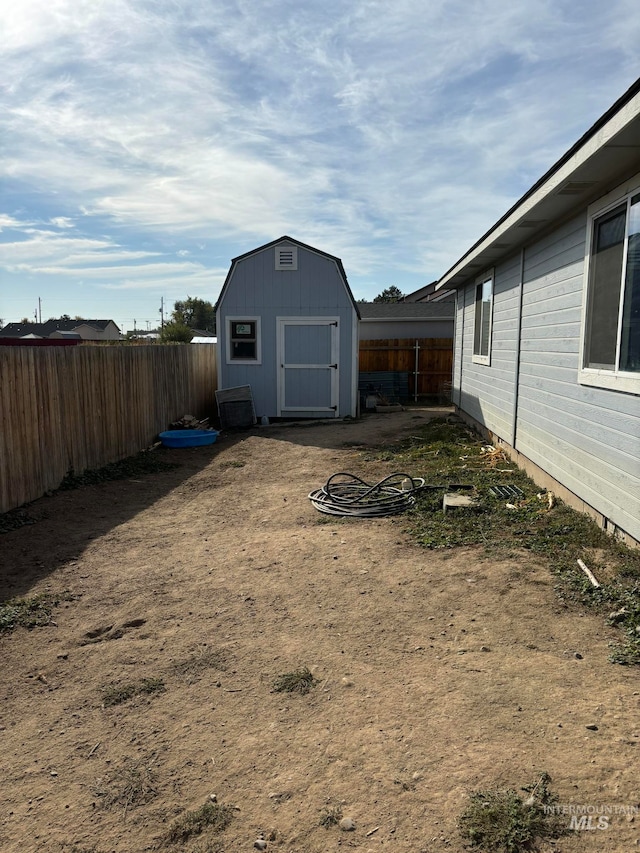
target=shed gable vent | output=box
[276,246,297,270]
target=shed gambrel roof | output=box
[216,235,360,318]
[437,77,640,291]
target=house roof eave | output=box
[436,77,640,291]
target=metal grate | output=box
[489,485,524,499]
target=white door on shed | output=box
[276,318,339,416]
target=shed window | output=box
[472,271,493,365]
[228,319,261,363]
[276,246,298,270]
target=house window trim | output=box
[471,269,494,366]
[275,245,298,270]
[225,316,262,365]
[578,173,640,395]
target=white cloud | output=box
[0,0,638,315]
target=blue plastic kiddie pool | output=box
[159,429,219,448]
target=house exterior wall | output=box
[454,211,640,544]
[456,253,522,445]
[217,243,357,419]
[73,322,122,340]
[359,319,453,340]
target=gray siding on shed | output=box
[455,211,640,541]
[217,240,358,419]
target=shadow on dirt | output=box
[0,439,235,601]
[0,408,450,601]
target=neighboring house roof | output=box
[50,330,82,339]
[358,302,454,320]
[437,76,640,291]
[0,319,121,338]
[404,280,455,302]
[191,336,218,344]
[216,235,361,318]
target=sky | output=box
[1,1,639,333]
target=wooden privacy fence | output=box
[359,338,453,400]
[0,344,217,514]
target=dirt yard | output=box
[1,409,638,853]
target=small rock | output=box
[480,646,490,652]
[609,608,629,624]
[254,840,267,851]
[574,652,583,659]
[341,677,354,687]
[586,724,599,731]
[57,653,68,660]
[340,817,356,831]
[50,771,58,777]
[209,793,217,802]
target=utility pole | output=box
[159,297,165,330]
[38,297,42,323]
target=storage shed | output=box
[436,78,640,546]
[216,237,360,420]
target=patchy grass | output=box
[102,677,165,707]
[0,591,74,633]
[166,802,234,843]
[93,759,158,814]
[458,773,567,852]
[219,459,246,469]
[58,450,178,491]
[272,666,318,695]
[172,645,227,683]
[368,417,640,665]
[189,842,225,853]
[0,506,38,534]
[319,806,343,828]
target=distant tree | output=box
[20,317,31,323]
[159,321,193,343]
[171,297,216,333]
[373,286,405,303]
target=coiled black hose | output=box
[308,472,426,517]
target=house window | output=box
[276,246,297,270]
[472,271,493,364]
[581,185,640,392]
[227,318,261,364]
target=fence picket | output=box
[0,345,217,514]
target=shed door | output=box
[277,318,339,416]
